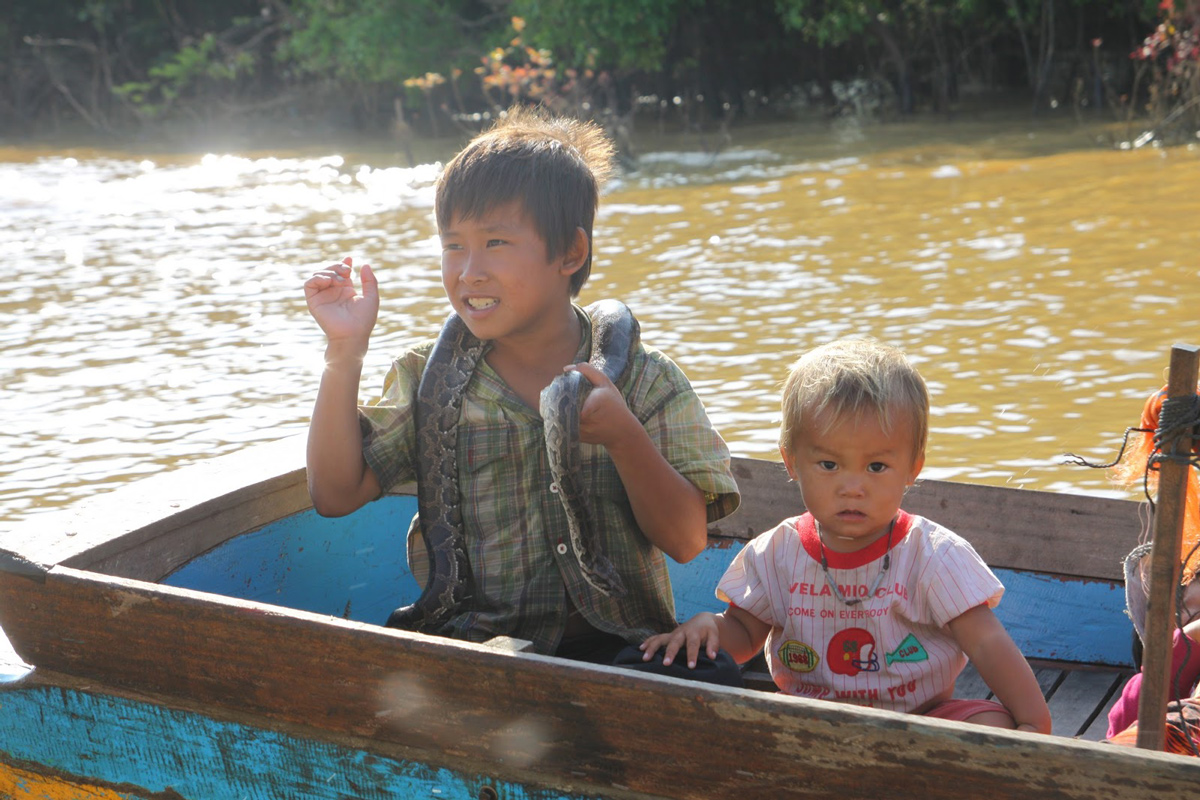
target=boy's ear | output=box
[559,227,590,277]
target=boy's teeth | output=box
[467,298,498,310]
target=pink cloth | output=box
[1107,627,1200,738]
[925,698,1012,723]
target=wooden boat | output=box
[2,432,1199,799]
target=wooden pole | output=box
[1136,343,1200,750]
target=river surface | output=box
[2,111,1198,527]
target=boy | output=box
[641,338,1051,732]
[303,107,740,669]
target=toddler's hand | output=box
[639,613,721,669]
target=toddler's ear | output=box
[779,446,798,481]
[908,452,926,485]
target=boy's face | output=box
[780,407,924,554]
[440,201,582,343]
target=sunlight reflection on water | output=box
[1,118,1198,524]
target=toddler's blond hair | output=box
[779,337,929,460]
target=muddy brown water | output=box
[2,112,1198,526]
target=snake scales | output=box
[386,299,637,633]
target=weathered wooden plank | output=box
[1048,670,1126,739]
[0,434,311,578]
[952,663,991,701]
[0,566,1197,800]
[483,635,537,653]
[2,443,1143,588]
[904,480,1142,581]
[0,680,596,800]
[710,457,1142,581]
[986,569,1130,666]
[0,761,143,800]
[954,663,1129,740]
[1080,678,1131,742]
[1137,344,1200,749]
[1034,667,1067,713]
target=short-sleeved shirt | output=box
[718,511,1003,713]
[359,305,740,654]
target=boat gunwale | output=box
[1,435,1146,584]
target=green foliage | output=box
[113,33,253,119]
[0,0,1188,135]
[278,0,480,84]
[74,0,116,32]
[511,0,694,72]
[774,0,989,46]
[774,0,876,46]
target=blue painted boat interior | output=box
[164,495,1134,668]
[0,685,587,800]
[165,496,421,625]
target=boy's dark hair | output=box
[435,105,615,297]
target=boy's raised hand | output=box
[304,256,379,347]
[640,612,722,669]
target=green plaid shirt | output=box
[359,308,740,655]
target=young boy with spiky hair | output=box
[303,107,740,677]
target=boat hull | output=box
[0,680,586,800]
[1,560,1197,799]
[1,436,1197,798]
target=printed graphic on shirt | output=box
[793,682,833,700]
[827,627,880,676]
[778,639,820,673]
[885,633,929,666]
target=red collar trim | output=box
[797,510,912,569]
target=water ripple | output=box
[2,132,1199,524]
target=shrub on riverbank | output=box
[1,0,1194,147]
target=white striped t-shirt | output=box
[717,510,1003,713]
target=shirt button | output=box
[549,482,560,494]
[556,543,568,555]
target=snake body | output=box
[540,300,636,598]
[386,299,637,633]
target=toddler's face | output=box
[781,408,924,553]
